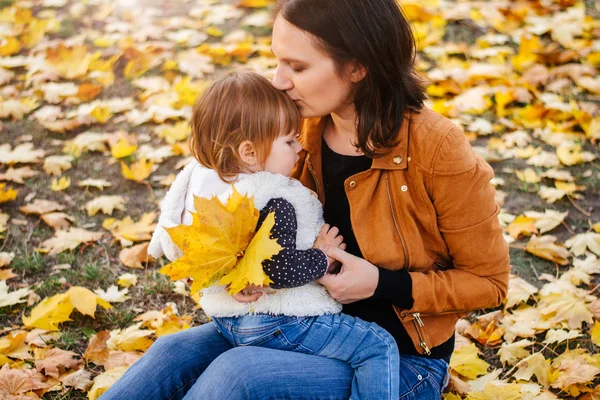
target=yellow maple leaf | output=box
[23,287,112,331]
[238,0,274,8]
[90,105,113,123]
[219,212,279,294]
[50,176,71,192]
[0,37,20,57]
[465,382,523,400]
[0,183,17,204]
[110,139,137,159]
[525,235,570,265]
[591,321,600,347]
[121,158,153,182]
[506,215,538,239]
[513,352,555,387]
[45,44,93,79]
[160,189,281,295]
[450,343,490,379]
[106,212,157,247]
[87,365,129,400]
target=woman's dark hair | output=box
[274,0,426,157]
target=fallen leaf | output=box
[35,348,82,378]
[43,155,74,176]
[450,343,490,379]
[85,195,127,216]
[119,242,154,268]
[0,364,50,396]
[565,233,600,256]
[20,199,65,215]
[0,166,39,184]
[525,235,570,265]
[87,365,129,400]
[41,212,74,230]
[121,158,153,182]
[94,285,129,303]
[117,273,137,288]
[41,228,104,255]
[0,281,32,308]
[106,213,156,247]
[83,331,110,366]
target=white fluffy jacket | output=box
[147,161,342,317]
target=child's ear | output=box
[237,140,259,166]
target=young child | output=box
[148,71,399,400]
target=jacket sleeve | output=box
[407,127,510,314]
[258,198,328,289]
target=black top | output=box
[322,139,454,359]
[257,198,328,289]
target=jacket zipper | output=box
[411,313,431,355]
[384,172,408,269]
[399,309,475,356]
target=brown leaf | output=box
[19,199,65,216]
[119,242,154,269]
[77,83,103,102]
[0,167,39,184]
[103,350,141,370]
[83,331,110,366]
[59,368,92,391]
[35,348,82,378]
[0,364,49,396]
[40,212,74,230]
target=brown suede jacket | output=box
[291,107,511,355]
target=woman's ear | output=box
[237,140,259,166]
[348,62,367,83]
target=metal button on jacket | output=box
[393,156,402,164]
[349,180,356,188]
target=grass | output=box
[12,252,46,276]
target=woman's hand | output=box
[230,284,264,303]
[316,246,379,304]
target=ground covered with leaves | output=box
[0,0,599,398]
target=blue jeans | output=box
[213,313,399,400]
[100,322,449,400]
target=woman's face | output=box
[271,15,355,119]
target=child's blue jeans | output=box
[213,313,400,400]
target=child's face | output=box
[263,130,302,176]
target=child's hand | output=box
[313,224,346,271]
[231,284,264,303]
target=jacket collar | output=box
[299,114,410,171]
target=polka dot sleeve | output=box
[256,198,328,289]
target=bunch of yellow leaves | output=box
[160,188,282,295]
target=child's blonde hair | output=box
[190,71,301,181]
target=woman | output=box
[100,0,510,398]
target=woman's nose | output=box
[272,66,293,91]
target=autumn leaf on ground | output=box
[550,350,600,395]
[505,275,538,309]
[525,235,570,265]
[85,195,127,216]
[23,286,112,330]
[539,181,585,203]
[19,199,65,215]
[119,242,154,268]
[94,285,130,303]
[87,365,129,400]
[59,368,93,391]
[0,251,14,268]
[78,178,112,190]
[542,329,581,345]
[556,141,596,166]
[43,155,74,176]
[106,323,153,352]
[450,343,490,379]
[0,166,39,183]
[50,176,71,191]
[160,190,281,295]
[539,292,594,329]
[121,158,153,182]
[41,227,104,255]
[513,353,555,387]
[523,209,568,234]
[0,280,32,308]
[0,183,17,203]
[35,347,82,378]
[110,139,137,159]
[41,212,74,230]
[0,143,45,165]
[464,382,524,400]
[0,364,50,397]
[83,331,110,366]
[498,339,532,366]
[565,233,600,256]
[117,273,138,288]
[104,212,156,247]
[0,331,31,361]
[506,215,538,239]
[591,321,600,346]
